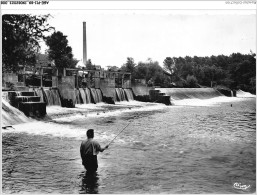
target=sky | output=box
[2,1,256,68]
[44,11,256,68]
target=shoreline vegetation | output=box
[120,53,256,95]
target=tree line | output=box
[2,14,256,94]
[120,53,256,94]
[2,14,78,72]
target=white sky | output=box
[1,1,256,68]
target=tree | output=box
[121,57,136,72]
[2,14,53,72]
[71,58,79,68]
[161,53,256,92]
[163,57,175,74]
[134,59,165,86]
[46,31,75,68]
[120,57,136,81]
[186,75,198,88]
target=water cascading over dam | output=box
[115,88,134,101]
[124,88,134,101]
[31,87,134,106]
[30,87,103,106]
[90,88,103,103]
[75,88,103,104]
[155,88,223,101]
[236,89,256,98]
[43,88,62,106]
[2,99,33,126]
[78,88,92,104]
[31,88,62,106]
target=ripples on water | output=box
[2,98,256,193]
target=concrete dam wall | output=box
[1,87,135,121]
[5,87,135,107]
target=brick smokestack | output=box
[83,22,87,65]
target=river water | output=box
[2,97,256,194]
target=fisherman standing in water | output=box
[80,129,108,173]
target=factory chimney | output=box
[83,22,87,65]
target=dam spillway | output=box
[155,88,223,101]
[3,67,241,117]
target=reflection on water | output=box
[2,97,256,193]
[80,171,99,194]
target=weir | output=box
[154,88,223,101]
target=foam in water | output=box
[2,101,165,141]
[236,89,256,98]
[46,101,165,126]
[171,96,248,106]
[84,102,166,119]
[2,119,130,146]
[2,121,86,138]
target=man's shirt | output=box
[80,138,102,157]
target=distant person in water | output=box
[80,129,108,173]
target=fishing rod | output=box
[107,122,131,147]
